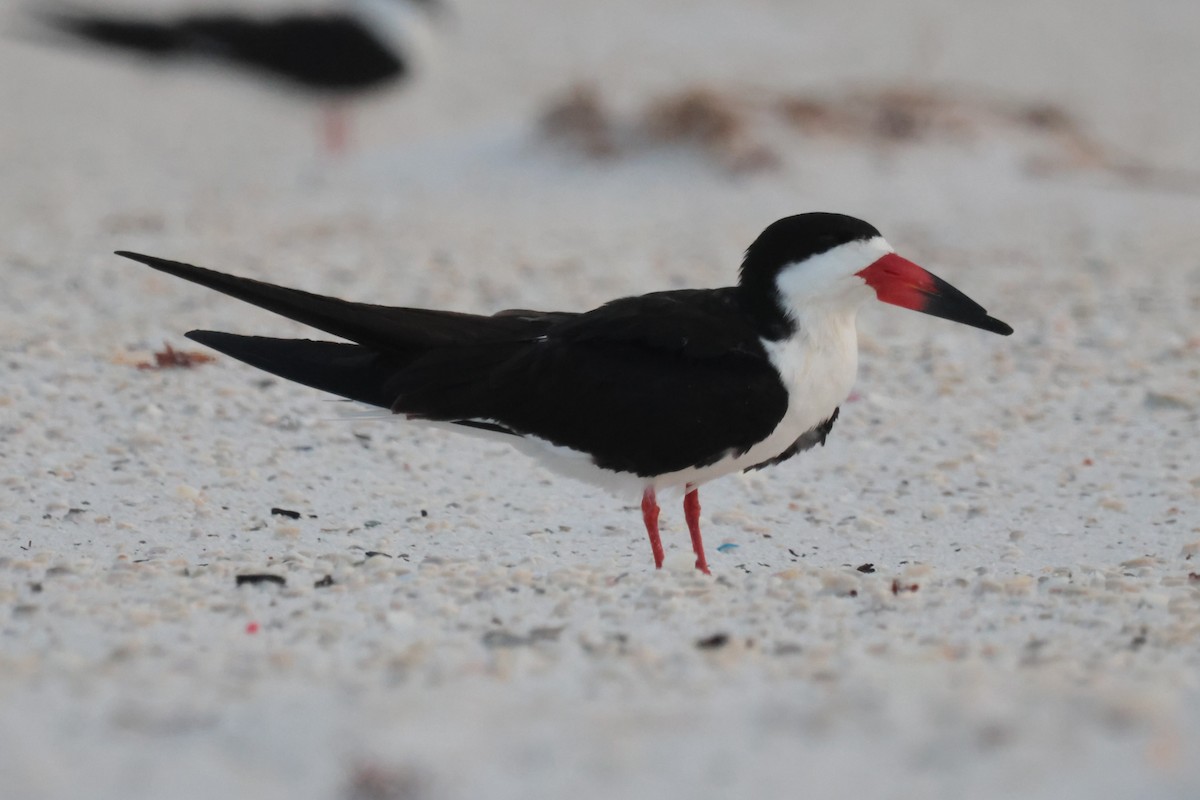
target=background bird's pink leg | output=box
[641,487,664,569]
[683,485,710,574]
[321,105,349,155]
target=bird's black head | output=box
[739,213,882,287]
[737,213,884,339]
[736,212,1013,339]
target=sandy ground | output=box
[2,0,1200,798]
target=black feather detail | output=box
[744,407,840,471]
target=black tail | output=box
[118,252,545,350]
[39,13,186,56]
[186,331,409,409]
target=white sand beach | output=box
[2,0,1199,797]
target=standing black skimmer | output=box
[118,213,1012,573]
[34,0,443,152]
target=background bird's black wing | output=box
[39,11,403,88]
[39,11,187,55]
[177,15,404,88]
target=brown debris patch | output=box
[539,83,617,158]
[778,87,980,145]
[135,343,215,370]
[343,762,426,800]
[644,87,743,143]
[778,87,1200,193]
[641,87,780,173]
[537,82,779,174]
[539,81,1200,192]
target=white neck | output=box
[352,0,439,72]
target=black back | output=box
[390,289,791,477]
[181,15,404,89]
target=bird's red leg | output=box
[683,484,711,574]
[641,486,664,569]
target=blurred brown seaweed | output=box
[539,82,1200,192]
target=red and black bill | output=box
[858,253,1013,336]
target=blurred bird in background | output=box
[31,0,446,153]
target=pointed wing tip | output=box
[184,329,227,347]
[117,251,212,281]
[183,330,243,355]
[115,250,163,268]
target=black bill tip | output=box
[924,273,1014,336]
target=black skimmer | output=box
[118,213,1012,573]
[34,0,443,152]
